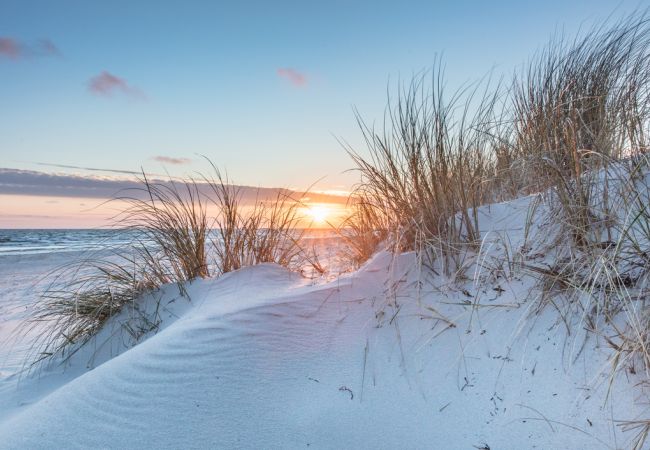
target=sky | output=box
[0,0,646,227]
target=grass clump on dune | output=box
[511,14,650,383]
[336,195,388,268]
[26,175,211,365]
[26,259,160,364]
[510,12,650,249]
[343,11,650,323]
[24,165,310,366]
[117,173,211,282]
[204,167,306,274]
[345,68,503,274]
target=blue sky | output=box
[0,0,645,198]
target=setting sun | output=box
[305,204,330,223]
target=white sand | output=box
[0,197,647,449]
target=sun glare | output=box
[305,205,330,224]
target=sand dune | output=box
[0,209,644,449]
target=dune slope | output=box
[0,199,647,449]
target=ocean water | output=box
[0,229,138,257]
[0,228,345,256]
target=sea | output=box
[0,229,138,257]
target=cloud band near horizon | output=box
[0,168,346,204]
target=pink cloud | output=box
[152,156,192,165]
[0,37,62,60]
[0,37,21,59]
[37,38,61,57]
[277,68,308,87]
[88,71,145,99]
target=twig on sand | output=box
[516,403,556,432]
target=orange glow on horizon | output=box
[0,194,123,229]
[1,194,353,229]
